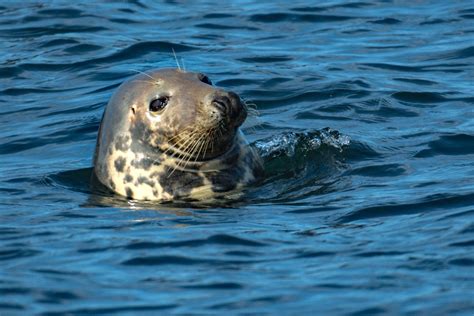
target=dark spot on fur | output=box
[159,166,204,197]
[114,157,126,172]
[131,157,154,170]
[221,148,240,166]
[204,146,262,193]
[127,121,165,165]
[129,120,153,151]
[231,147,264,180]
[115,135,130,151]
[125,187,133,199]
[207,167,242,192]
[153,190,158,196]
[124,174,133,183]
[137,176,155,187]
[245,149,264,179]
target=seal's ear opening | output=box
[131,106,136,115]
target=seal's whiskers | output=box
[180,131,209,171]
[131,70,162,85]
[194,132,209,163]
[162,129,198,156]
[172,48,182,71]
[167,131,208,177]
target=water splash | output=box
[253,127,350,160]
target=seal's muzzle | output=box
[211,91,247,128]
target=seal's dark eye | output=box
[149,96,169,113]
[199,74,212,85]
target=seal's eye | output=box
[149,97,169,113]
[198,74,212,85]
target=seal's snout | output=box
[211,91,246,126]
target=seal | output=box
[93,68,263,201]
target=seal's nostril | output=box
[211,92,245,122]
[212,96,230,113]
[213,100,226,112]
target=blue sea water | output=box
[1,0,474,314]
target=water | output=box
[1,1,474,314]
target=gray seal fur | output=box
[93,68,263,201]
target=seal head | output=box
[93,68,263,201]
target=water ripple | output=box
[0,248,41,261]
[125,234,266,249]
[415,134,474,157]
[16,41,196,72]
[40,304,178,316]
[339,192,474,223]
[2,25,107,38]
[122,255,256,266]
[249,13,354,23]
